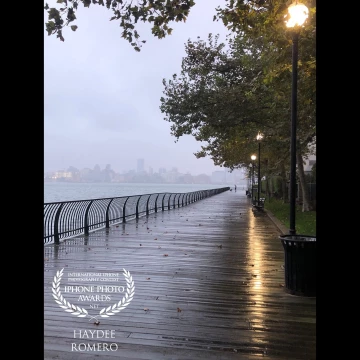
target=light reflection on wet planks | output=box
[44,191,316,360]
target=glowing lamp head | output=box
[256,132,263,141]
[251,155,257,161]
[285,2,309,28]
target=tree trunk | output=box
[298,177,303,204]
[296,150,313,212]
[265,159,270,199]
[265,177,270,198]
[280,163,288,203]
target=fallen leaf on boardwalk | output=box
[279,284,284,287]
[217,245,222,249]
[177,308,182,312]
[184,253,187,255]
[199,224,202,226]
[154,238,157,240]
[177,231,179,233]
[140,244,142,246]
[146,278,150,280]
[144,308,149,311]
[186,219,188,221]
[116,225,119,228]
[88,248,91,250]
[94,321,100,325]
[252,274,257,277]
[163,254,168,257]
[158,246,161,249]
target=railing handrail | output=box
[44,188,221,205]
[44,187,230,245]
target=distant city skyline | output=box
[44,157,237,177]
[44,162,247,185]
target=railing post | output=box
[53,203,64,245]
[105,198,114,228]
[136,196,141,219]
[177,194,180,208]
[173,194,176,208]
[182,194,184,207]
[155,194,159,213]
[146,195,151,216]
[162,194,166,211]
[123,197,129,223]
[84,200,94,236]
[168,194,171,210]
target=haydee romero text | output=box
[72,329,118,352]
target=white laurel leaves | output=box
[99,268,135,317]
[52,268,89,318]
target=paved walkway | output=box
[44,190,316,359]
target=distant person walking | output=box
[234,185,237,192]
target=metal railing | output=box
[44,187,229,245]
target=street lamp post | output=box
[285,1,309,235]
[251,155,256,201]
[278,1,316,298]
[248,164,252,196]
[256,133,263,205]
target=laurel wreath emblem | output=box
[52,268,135,320]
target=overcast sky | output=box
[44,0,233,176]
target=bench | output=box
[252,197,266,210]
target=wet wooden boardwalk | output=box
[44,190,316,360]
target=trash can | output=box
[279,235,316,297]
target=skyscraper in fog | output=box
[137,159,144,173]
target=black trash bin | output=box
[279,235,316,297]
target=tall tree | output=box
[160,33,291,163]
[160,23,315,209]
